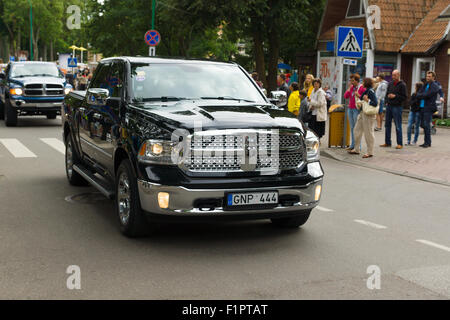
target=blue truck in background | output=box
[0,61,73,126]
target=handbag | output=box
[362,100,379,115]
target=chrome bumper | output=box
[11,99,63,109]
[137,178,323,216]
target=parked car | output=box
[0,61,73,126]
[62,56,324,237]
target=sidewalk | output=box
[320,115,450,186]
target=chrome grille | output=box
[182,129,305,173]
[24,83,64,96]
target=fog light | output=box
[158,192,169,209]
[315,185,322,201]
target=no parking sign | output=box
[145,30,161,47]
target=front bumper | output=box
[137,176,323,218]
[9,96,63,111]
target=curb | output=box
[320,149,450,187]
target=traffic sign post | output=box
[145,30,161,57]
[334,26,364,148]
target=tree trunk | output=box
[267,23,280,93]
[252,23,267,89]
[50,40,54,61]
[17,29,21,56]
[43,44,48,61]
[32,27,40,61]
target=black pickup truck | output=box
[0,61,73,126]
[62,56,324,237]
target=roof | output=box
[401,0,450,53]
[101,56,235,66]
[10,61,56,64]
[318,17,368,41]
[368,0,438,52]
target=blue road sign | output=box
[145,30,161,46]
[9,56,15,62]
[68,57,78,68]
[336,26,364,59]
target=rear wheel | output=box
[65,136,88,186]
[4,100,17,127]
[115,159,155,237]
[46,112,57,120]
[271,210,311,228]
[0,100,4,120]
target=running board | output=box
[73,164,115,199]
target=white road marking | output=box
[40,138,65,154]
[416,240,450,253]
[353,219,387,229]
[316,206,334,212]
[0,138,37,158]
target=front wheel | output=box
[115,159,155,237]
[4,100,17,127]
[271,210,312,228]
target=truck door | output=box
[78,63,111,160]
[91,61,124,176]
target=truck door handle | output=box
[93,113,102,120]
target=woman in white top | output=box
[308,78,327,139]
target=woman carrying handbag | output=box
[348,78,378,158]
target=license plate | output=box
[227,191,278,207]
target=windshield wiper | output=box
[133,96,189,102]
[29,73,59,77]
[200,96,256,103]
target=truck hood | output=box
[10,76,66,87]
[129,100,306,134]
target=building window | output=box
[346,0,365,18]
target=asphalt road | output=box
[0,116,449,299]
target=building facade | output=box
[316,0,450,117]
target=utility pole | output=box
[152,0,156,29]
[28,0,33,61]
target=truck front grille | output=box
[182,129,305,173]
[24,84,64,96]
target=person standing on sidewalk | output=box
[406,82,423,146]
[344,73,365,150]
[380,70,407,149]
[303,74,314,98]
[308,78,327,140]
[277,73,291,110]
[375,74,388,131]
[416,71,440,148]
[287,82,301,116]
[348,78,378,158]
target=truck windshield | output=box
[10,63,62,78]
[130,63,266,104]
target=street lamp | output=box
[78,47,87,64]
[28,0,33,61]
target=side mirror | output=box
[87,88,110,106]
[270,90,287,108]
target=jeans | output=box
[419,110,432,146]
[407,111,420,143]
[378,99,384,114]
[347,108,360,149]
[385,105,403,146]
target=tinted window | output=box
[109,62,124,98]
[10,63,62,78]
[90,63,111,91]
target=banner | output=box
[319,57,342,104]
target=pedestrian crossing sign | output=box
[336,26,364,58]
[68,57,78,68]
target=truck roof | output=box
[9,61,57,65]
[100,56,236,66]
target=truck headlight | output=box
[305,130,320,162]
[138,139,182,165]
[10,88,23,96]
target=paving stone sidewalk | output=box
[320,115,450,186]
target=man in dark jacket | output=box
[416,71,440,148]
[380,69,407,149]
[277,73,291,110]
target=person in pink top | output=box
[344,73,365,150]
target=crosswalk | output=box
[0,138,65,158]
